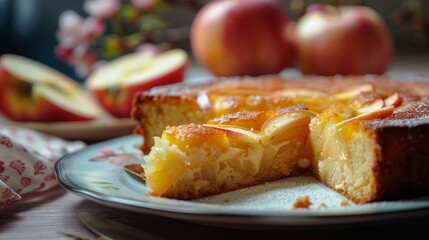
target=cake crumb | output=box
[318,203,327,209]
[292,196,312,209]
[278,163,292,176]
[223,198,230,203]
[341,200,350,207]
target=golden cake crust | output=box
[364,102,429,202]
[132,75,429,153]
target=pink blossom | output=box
[72,42,91,59]
[131,0,155,11]
[56,10,84,48]
[54,46,73,61]
[136,43,161,55]
[81,17,106,42]
[57,10,105,47]
[56,41,98,77]
[56,10,105,77]
[73,51,97,77]
[84,0,121,19]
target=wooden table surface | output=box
[2,54,429,239]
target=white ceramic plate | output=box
[0,118,135,142]
[55,135,429,229]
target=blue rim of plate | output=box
[55,135,429,228]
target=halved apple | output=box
[0,54,105,122]
[86,49,188,118]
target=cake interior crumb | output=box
[292,195,312,209]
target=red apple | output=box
[295,4,393,75]
[190,0,294,77]
[86,49,188,118]
[0,54,105,122]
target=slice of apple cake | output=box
[310,102,429,203]
[144,108,314,199]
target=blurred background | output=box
[0,0,428,82]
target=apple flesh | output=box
[203,124,261,144]
[207,110,275,131]
[355,99,384,115]
[384,92,401,107]
[336,106,395,128]
[336,93,401,128]
[191,0,294,77]
[204,124,263,175]
[86,49,188,118]
[261,110,315,145]
[0,54,105,122]
[295,5,393,75]
[356,92,401,115]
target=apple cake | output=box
[131,75,429,203]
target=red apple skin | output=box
[191,0,293,77]
[90,62,187,118]
[0,64,97,122]
[295,5,393,76]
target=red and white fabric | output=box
[0,127,85,207]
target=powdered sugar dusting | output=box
[195,177,351,211]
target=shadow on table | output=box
[0,185,66,227]
[2,185,66,212]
